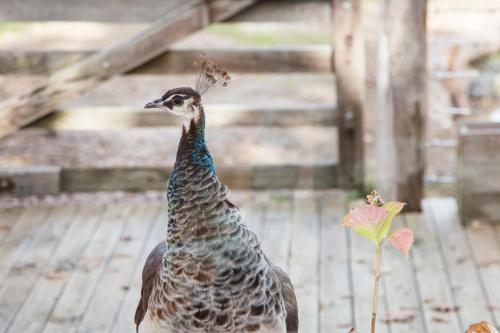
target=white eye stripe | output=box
[165,94,187,102]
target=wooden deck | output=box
[0,191,499,333]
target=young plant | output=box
[342,191,414,333]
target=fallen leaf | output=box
[381,313,416,324]
[466,321,499,333]
[120,235,133,242]
[487,304,500,312]
[432,317,448,323]
[0,224,11,231]
[432,305,460,313]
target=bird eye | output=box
[172,97,183,106]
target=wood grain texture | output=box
[331,0,365,189]
[404,213,462,332]
[30,104,337,130]
[0,205,77,332]
[376,0,427,211]
[0,166,60,196]
[0,0,325,22]
[0,47,332,75]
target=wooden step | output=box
[0,127,338,192]
[31,103,337,129]
[0,46,332,75]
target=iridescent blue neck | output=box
[173,105,215,174]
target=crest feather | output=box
[194,55,231,95]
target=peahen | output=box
[134,57,298,333]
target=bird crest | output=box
[194,55,231,95]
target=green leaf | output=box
[376,201,406,242]
[343,205,388,245]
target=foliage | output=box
[342,190,414,333]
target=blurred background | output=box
[0,0,500,332]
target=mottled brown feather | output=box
[272,266,299,333]
[135,242,167,332]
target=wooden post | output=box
[376,0,427,211]
[332,0,365,189]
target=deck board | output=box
[0,194,499,333]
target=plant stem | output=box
[371,245,382,333]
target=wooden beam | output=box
[0,0,257,139]
[332,0,365,189]
[0,0,325,23]
[0,46,332,75]
[384,0,427,211]
[31,104,337,130]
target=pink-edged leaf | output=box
[388,228,414,258]
[349,205,388,228]
[345,205,388,244]
[377,201,406,241]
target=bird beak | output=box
[144,99,161,109]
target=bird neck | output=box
[174,104,214,172]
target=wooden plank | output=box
[0,0,256,139]
[376,0,427,210]
[110,205,167,333]
[30,104,337,130]
[0,0,326,22]
[39,204,133,333]
[318,192,353,332]
[332,0,365,189]
[77,205,160,333]
[381,216,426,333]
[242,192,264,240]
[0,166,60,196]
[466,219,500,328]
[288,193,319,332]
[424,198,495,328]
[60,164,338,192]
[0,206,52,286]
[404,213,462,332]
[458,122,500,223]
[5,205,104,333]
[0,47,333,75]
[0,205,78,331]
[259,192,293,270]
[0,208,23,246]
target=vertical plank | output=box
[260,192,293,271]
[404,213,462,332]
[0,206,52,285]
[425,198,495,328]
[382,216,426,333]
[332,0,365,189]
[0,205,78,331]
[76,204,161,333]
[0,208,23,246]
[38,204,133,333]
[110,205,167,333]
[288,192,319,332]
[6,205,104,333]
[378,0,427,210]
[318,192,353,332]
[466,218,500,329]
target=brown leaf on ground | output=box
[42,271,67,280]
[487,304,500,312]
[432,305,460,313]
[432,317,448,323]
[0,224,11,231]
[478,259,500,268]
[466,321,499,333]
[119,235,133,242]
[381,313,416,324]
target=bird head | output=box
[144,87,201,121]
[144,55,230,123]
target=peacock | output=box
[134,57,298,333]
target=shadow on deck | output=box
[0,191,498,332]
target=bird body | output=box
[135,59,298,333]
